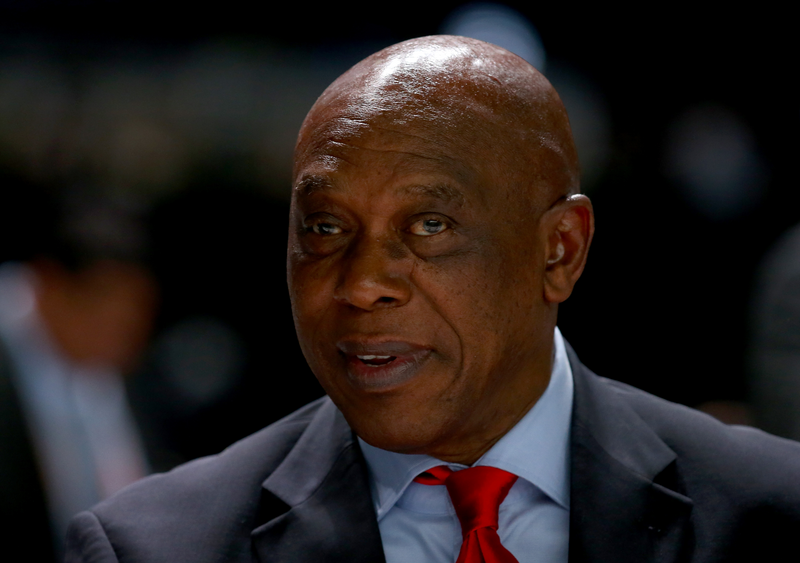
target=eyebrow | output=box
[295,175,332,197]
[399,184,465,207]
[295,176,465,207]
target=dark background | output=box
[2,1,797,463]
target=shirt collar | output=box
[359,327,573,520]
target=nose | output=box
[333,235,412,311]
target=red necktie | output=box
[414,465,520,563]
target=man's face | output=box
[288,109,556,461]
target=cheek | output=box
[288,259,336,350]
[420,239,540,359]
[416,251,505,346]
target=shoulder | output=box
[602,374,800,479]
[581,366,800,534]
[66,397,331,563]
[567,356,800,561]
[567,340,800,483]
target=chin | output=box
[344,405,452,456]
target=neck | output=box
[425,343,555,466]
[433,391,544,466]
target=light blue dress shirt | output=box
[359,327,573,563]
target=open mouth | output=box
[336,340,432,390]
[356,355,397,367]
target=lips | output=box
[336,339,432,391]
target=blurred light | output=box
[155,316,245,410]
[440,2,546,71]
[169,47,261,151]
[0,263,36,323]
[749,223,800,440]
[0,55,71,177]
[664,104,768,221]
[0,38,393,198]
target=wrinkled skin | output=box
[288,36,593,464]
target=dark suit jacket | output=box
[65,345,800,562]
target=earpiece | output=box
[547,240,565,265]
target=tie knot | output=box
[414,466,518,537]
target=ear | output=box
[542,194,594,303]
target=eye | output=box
[308,222,342,236]
[409,218,448,236]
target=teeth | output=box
[357,355,392,360]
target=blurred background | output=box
[1,1,798,559]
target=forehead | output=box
[294,113,492,200]
[294,98,521,208]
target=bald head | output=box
[296,35,580,208]
[289,36,593,463]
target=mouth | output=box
[337,339,432,391]
[355,354,397,366]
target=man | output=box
[66,36,800,563]
[0,177,154,561]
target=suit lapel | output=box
[251,398,385,563]
[566,345,693,563]
[252,344,694,562]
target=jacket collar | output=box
[251,342,694,563]
[566,343,693,563]
[251,397,385,563]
